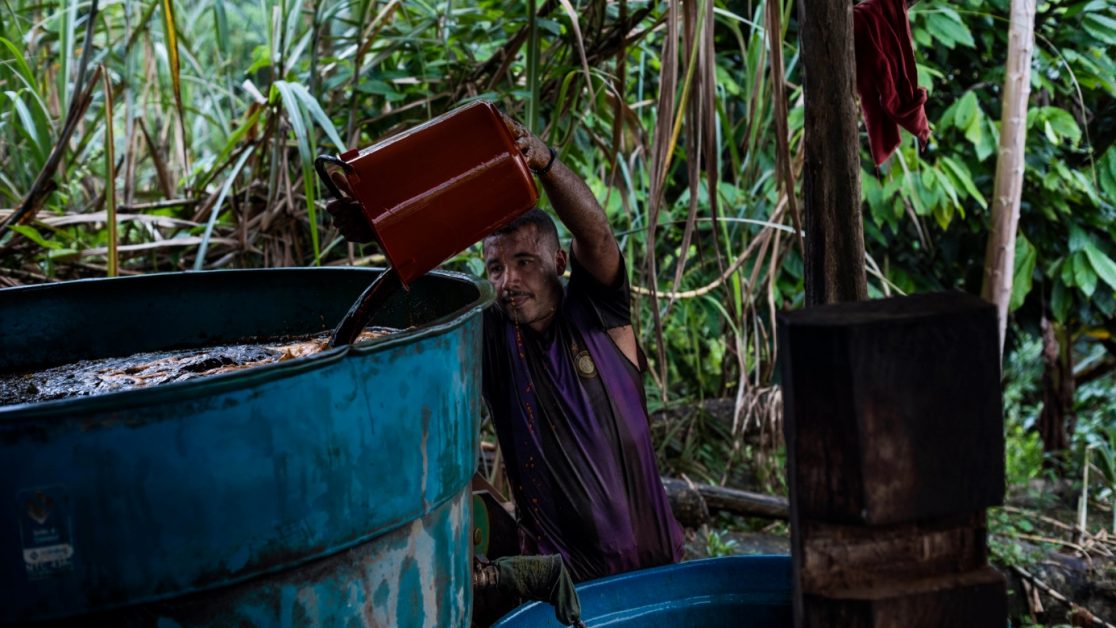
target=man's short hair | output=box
[487,208,560,250]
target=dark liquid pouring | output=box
[315,157,408,348]
[328,267,405,347]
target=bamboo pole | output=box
[981,0,1037,356]
[103,68,118,278]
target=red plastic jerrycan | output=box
[315,101,539,286]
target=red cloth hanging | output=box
[854,0,930,166]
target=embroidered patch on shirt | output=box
[574,350,597,378]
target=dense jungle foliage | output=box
[1,0,1115,617]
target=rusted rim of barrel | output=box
[0,268,493,421]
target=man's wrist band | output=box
[532,146,558,177]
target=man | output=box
[328,113,683,583]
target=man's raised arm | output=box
[503,116,621,287]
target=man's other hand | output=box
[326,198,375,244]
[499,111,552,173]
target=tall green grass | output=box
[2,0,1112,488]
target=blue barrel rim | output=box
[493,554,794,627]
[567,553,793,595]
[0,267,494,421]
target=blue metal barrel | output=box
[0,268,492,626]
[493,555,793,627]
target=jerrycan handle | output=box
[314,154,355,200]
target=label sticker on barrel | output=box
[18,486,74,579]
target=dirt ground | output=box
[999,478,1116,625]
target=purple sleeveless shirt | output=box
[482,254,684,582]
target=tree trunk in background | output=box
[797,0,867,307]
[1038,317,1075,467]
[981,0,1036,356]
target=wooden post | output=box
[797,0,868,306]
[779,292,1007,627]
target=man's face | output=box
[484,225,567,332]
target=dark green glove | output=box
[493,555,582,626]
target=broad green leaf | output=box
[913,23,932,48]
[921,166,938,190]
[901,165,930,217]
[863,171,889,225]
[537,17,563,36]
[937,98,957,130]
[1010,235,1036,311]
[935,165,963,214]
[965,109,985,154]
[1074,251,1097,297]
[1065,0,1109,18]
[1030,106,1083,146]
[940,156,987,208]
[924,13,956,48]
[10,225,61,249]
[1099,149,1116,200]
[940,8,976,47]
[954,91,978,131]
[1064,48,1116,96]
[247,44,271,74]
[1044,108,1082,144]
[357,79,404,101]
[916,64,940,94]
[882,174,906,220]
[1057,165,1100,206]
[714,66,742,96]
[1045,120,1060,145]
[1083,239,1116,291]
[1025,107,1040,127]
[1069,225,1089,252]
[933,202,953,230]
[925,10,975,49]
[921,167,945,214]
[974,117,997,162]
[1098,291,1116,319]
[1061,257,1076,287]
[1083,13,1116,45]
